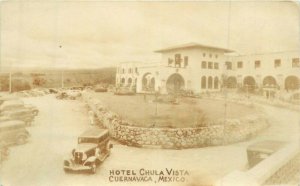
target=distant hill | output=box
[0,67,116,91]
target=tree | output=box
[32,76,47,87]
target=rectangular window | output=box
[237,61,243,68]
[208,62,213,69]
[168,58,172,66]
[292,58,300,67]
[175,54,181,67]
[184,56,188,67]
[201,61,207,69]
[225,61,232,70]
[255,60,261,68]
[214,62,219,69]
[274,59,281,68]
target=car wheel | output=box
[91,163,96,174]
[16,135,27,145]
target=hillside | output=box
[0,67,116,92]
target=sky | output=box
[0,0,299,70]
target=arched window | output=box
[243,76,256,92]
[201,76,206,89]
[226,76,237,88]
[285,76,299,91]
[214,77,219,89]
[128,78,132,86]
[150,78,155,91]
[121,78,125,84]
[208,76,213,89]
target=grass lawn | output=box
[91,92,258,128]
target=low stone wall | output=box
[82,92,269,149]
[215,143,299,186]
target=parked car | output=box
[0,100,37,123]
[56,90,81,100]
[0,100,24,112]
[0,96,19,105]
[114,87,135,95]
[1,109,35,126]
[24,104,39,116]
[63,128,113,173]
[70,86,84,91]
[84,86,93,91]
[247,140,286,168]
[49,88,59,94]
[66,90,81,99]
[94,85,107,92]
[0,141,9,163]
[56,92,68,99]
[0,120,30,145]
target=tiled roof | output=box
[154,42,234,53]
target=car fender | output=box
[83,156,97,165]
[63,159,73,166]
[16,133,29,139]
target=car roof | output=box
[1,100,24,107]
[5,108,31,114]
[0,120,26,128]
[79,128,109,138]
[0,96,19,102]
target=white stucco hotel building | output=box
[116,43,300,96]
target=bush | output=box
[12,80,31,92]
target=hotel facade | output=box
[116,43,300,96]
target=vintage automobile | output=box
[49,88,59,94]
[24,104,39,116]
[0,120,30,145]
[94,85,108,92]
[70,86,84,91]
[0,141,9,163]
[0,98,38,115]
[247,140,286,168]
[63,128,113,173]
[0,95,19,105]
[0,99,24,110]
[1,109,35,126]
[56,90,81,100]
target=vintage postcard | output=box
[0,1,299,186]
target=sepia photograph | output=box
[0,1,299,186]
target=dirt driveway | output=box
[0,95,298,186]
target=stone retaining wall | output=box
[82,92,269,149]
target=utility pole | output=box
[246,84,251,99]
[61,70,64,88]
[9,72,12,93]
